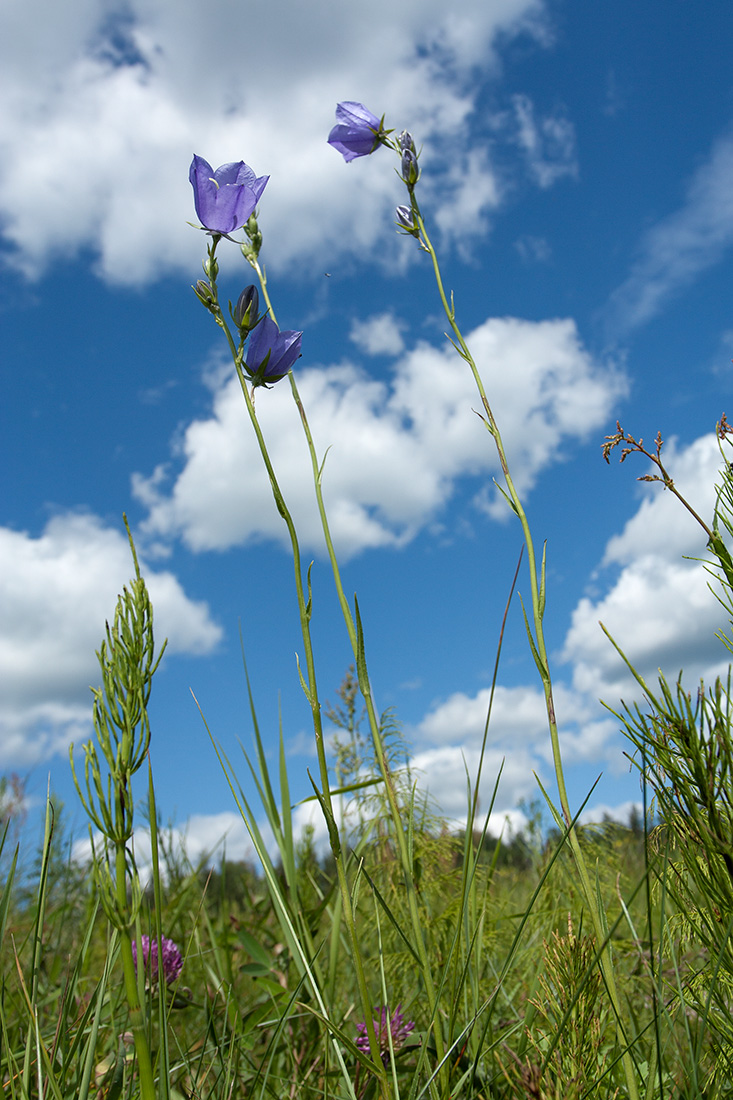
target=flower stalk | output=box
[194,229,392,1094]
[243,241,448,1081]
[384,131,641,1100]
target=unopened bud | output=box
[234,285,260,331]
[395,205,419,236]
[401,148,419,186]
[193,279,215,308]
[241,213,263,262]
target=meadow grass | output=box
[1,736,730,1099]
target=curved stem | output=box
[287,372,446,1076]
[204,254,390,1091]
[412,197,641,1100]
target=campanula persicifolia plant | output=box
[327,98,642,1100]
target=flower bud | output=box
[394,207,416,240]
[193,279,216,309]
[401,148,419,186]
[240,213,263,262]
[202,252,219,281]
[398,130,415,153]
[396,205,413,227]
[234,285,260,331]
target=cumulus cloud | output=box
[515,234,552,263]
[350,312,406,356]
[133,315,622,557]
[564,432,731,700]
[409,679,624,820]
[0,0,551,284]
[607,132,733,335]
[0,512,221,768]
[406,430,733,820]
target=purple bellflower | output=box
[328,102,384,162]
[189,155,269,234]
[355,1004,415,1065]
[245,315,302,386]
[132,934,183,986]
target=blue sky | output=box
[3,0,733,861]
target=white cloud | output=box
[0,513,222,768]
[134,315,623,556]
[405,431,733,820]
[72,797,341,876]
[0,0,548,285]
[407,678,623,822]
[579,799,642,828]
[510,94,578,189]
[563,432,731,701]
[607,132,733,334]
[411,744,536,828]
[350,312,406,356]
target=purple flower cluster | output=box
[132,934,183,986]
[189,159,302,386]
[356,1004,415,1065]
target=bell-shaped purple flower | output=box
[245,315,302,386]
[328,102,383,163]
[189,155,269,234]
[132,934,183,986]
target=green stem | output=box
[413,201,641,1100]
[205,252,391,1093]
[287,374,446,1079]
[249,182,444,1053]
[115,832,156,1100]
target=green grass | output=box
[1,758,729,1100]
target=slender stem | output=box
[287,373,447,1079]
[204,253,391,1093]
[412,197,641,1100]
[416,208,568,814]
[249,257,276,325]
[115,833,156,1099]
